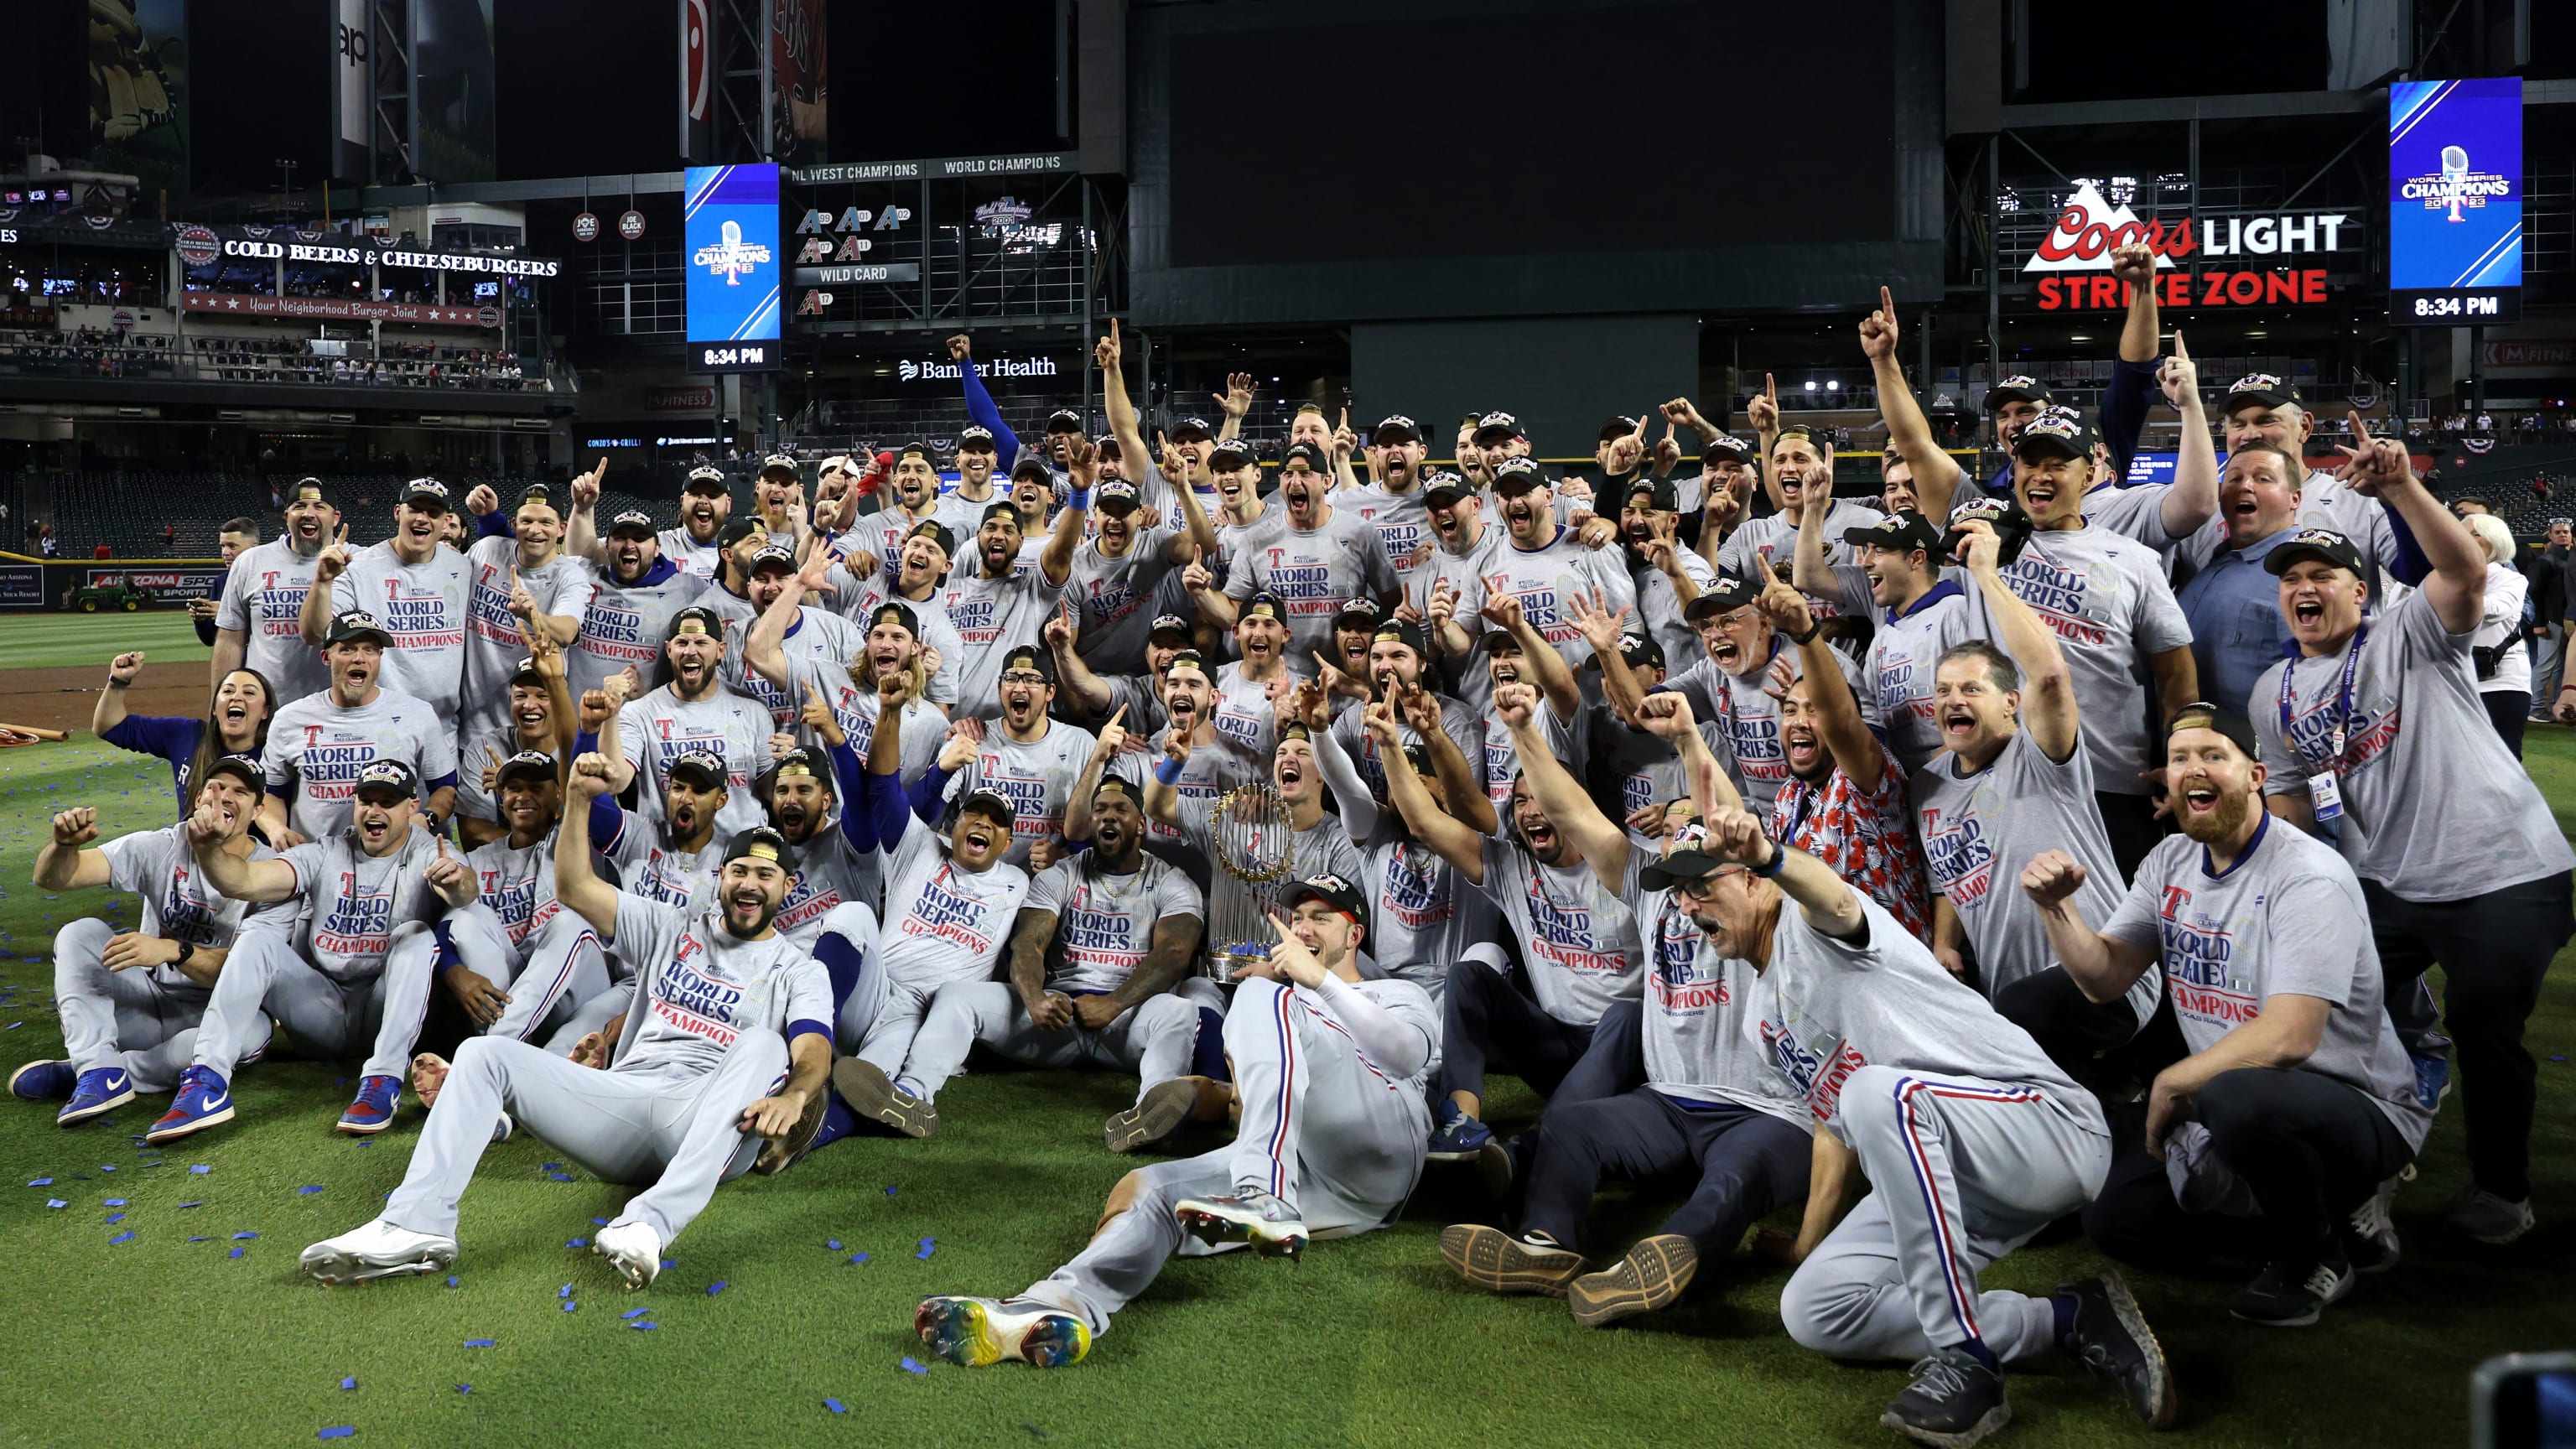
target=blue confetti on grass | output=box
[319,1429,353,1441]
[826,1239,842,1250]
[190,1165,210,1174]
[916,1238,936,1260]
[340,1377,356,1390]
[446,1276,459,1288]
[177,1201,202,1209]
[454,1384,471,1395]
[591,1217,609,1226]
[823,1398,847,1414]
[885,1184,898,1196]
[630,1322,658,1331]
[109,1231,135,1244]
[621,1307,648,1320]
[188,1236,206,1243]
[232,1231,258,1239]
[44,1198,64,1209]
[229,1247,246,1259]
[558,1284,573,1299]
[846,1252,869,1265]
[660,1259,676,1270]
[103,1197,126,1206]
[298,1185,323,1196]
[548,1172,574,1182]
[566,1237,587,1249]
[900,1357,929,1375]
[561,1300,577,1312]
[706,1280,728,1295]
[106,1213,124,1223]
[26,1178,49,1187]
[464,1338,495,1348]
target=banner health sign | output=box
[685,164,783,367]
[2390,78,2523,324]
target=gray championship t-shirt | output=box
[1023,852,1207,995]
[938,566,1065,719]
[1361,835,1502,989]
[1867,582,1994,776]
[572,565,709,699]
[2102,815,2432,1148]
[462,538,596,730]
[273,831,445,983]
[1479,531,1636,673]
[876,823,1031,994]
[607,894,833,1081]
[1067,527,1183,678]
[615,685,776,838]
[1639,888,1810,1126]
[1474,835,1644,1027]
[331,542,471,721]
[216,539,330,703]
[1327,690,1486,808]
[721,605,862,733]
[953,719,1097,866]
[1986,524,2193,798]
[263,688,458,844]
[101,826,277,989]
[2252,588,2576,901]
[1720,500,1888,619]
[1223,508,1398,677]
[462,830,569,966]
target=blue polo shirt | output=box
[2176,527,2298,720]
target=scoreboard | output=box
[2390,79,2523,325]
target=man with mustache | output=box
[612,605,773,838]
[2025,707,2428,1328]
[1324,618,1483,808]
[12,759,277,1127]
[1343,415,1436,593]
[298,763,835,1291]
[824,519,966,711]
[153,759,478,1142]
[952,645,1096,867]
[261,611,459,845]
[2252,422,2576,1247]
[567,506,712,699]
[841,443,952,581]
[1719,427,1883,617]
[1689,808,2172,1446]
[308,478,473,722]
[734,543,864,738]
[1477,457,1633,673]
[1618,477,1717,668]
[1381,683,1644,1162]
[1194,443,1398,679]
[2174,376,2411,602]
[460,483,594,748]
[1051,608,1192,743]
[905,774,1219,1151]
[932,424,1009,547]
[666,465,738,579]
[941,443,1094,717]
[212,475,338,701]
[914,875,1436,1368]
[1092,649,1261,855]
[1408,474,1503,712]
[1062,473,1217,678]
[1467,594,1585,829]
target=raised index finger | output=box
[1879,284,1894,318]
[2346,410,2375,447]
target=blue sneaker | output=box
[146,1066,234,1144]
[2412,1050,2452,1114]
[1426,1112,1494,1162]
[8,1059,75,1102]
[59,1067,137,1126]
[337,1075,402,1135]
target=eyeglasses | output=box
[1000,670,1049,685]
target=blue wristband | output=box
[1750,840,1789,878]
[1066,486,1093,512]
[1153,756,1186,785]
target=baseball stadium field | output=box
[0,611,2568,1449]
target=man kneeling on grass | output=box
[298,751,836,1291]
[914,875,1435,1368]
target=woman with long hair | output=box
[91,651,277,818]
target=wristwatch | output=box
[174,941,195,967]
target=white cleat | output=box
[299,1217,458,1286]
[593,1219,661,1291]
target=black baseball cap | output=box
[1165,647,1213,679]
[667,751,729,789]
[667,605,725,640]
[506,655,547,688]
[1000,644,1056,683]
[1240,591,1285,622]
[868,600,920,636]
[1370,619,1427,659]
[958,791,1016,829]
[2263,526,2366,577]
[496,750,557,787]
[1701,434,1754,465]
[1639,846,1732,893]
[1472,411,1524,445]
[516,483,559,515]
[771,746,827,781]
[288,476,333,505]
[906,519,955,557]
[202,752,265,793]
[1624,478,1679,512]
[955,424,996,449]
[2011,408,2091,463]
[724,824,797,873]
[1169,417,1213,443]
[1149,614,1196,645]
[1334,597,1384,631]
[1981,375,2054,412]
[353,758,418,802]
[607,509,657,539]
[402,477,449,509]
[1683,575,1763,622]
[1423,471,1475,507]
[2164,701,2262,761]
[1478,626,1527,656]
[1009,455,1053,484]
[1279,872,1368,924]
[1208,437,1253,466]
[1490,457,1546,494]
[1941,496,2037,569]
[2222,372,2303,413]
[1280,442,1327,470]
[1844,511,1943,556]
[758,453,800,478]
[1096,478,1142,515]
[1091,774,1144,809]
[1616,632,1665,673]
[716,517,764,551]
[896,441,935,464]
[325,610,393,647]
[1598,415,1644,444]
[1374,414,1421,444]
[749,543,798,574]
[1045,408,1085,434]
[683,466,730,496]
[1093,434,1124,460]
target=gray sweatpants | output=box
[193,924,434,1083]
[1020,977,1430,1337]
[382,1030,787,1244]
[901,976,1224,1106]
[432,906,610,1047]
[1780,1064,2108,1364]
[54,917,271,1090]
[851,979,938,1080]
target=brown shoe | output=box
[1105,1077,1199,1153]
[833,1057,937,1139]
[1440,1223,1586,1297]
[1568,1234,1699,1327]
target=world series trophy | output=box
[1202,780,1294,983]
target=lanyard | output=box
[2279,621,2367,771]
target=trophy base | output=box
[1204,948,1269,985]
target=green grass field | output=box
[0,613,2570,1447]
[2,609,210,671]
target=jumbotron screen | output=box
[1167,1,1896,270]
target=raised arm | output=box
[1096,321,1156,496]
[1038,441,1096,588]
[1407,685,1499,836]
[947,335,1026,466]
[1311,693,1383,840]
[33,808,113,891]
[1374,699,1487,882]
[1790,476,1840,600]
[1633,692,1747,818]
[183,798,300,903]
[555,753,625,937]
[2018,849,2158,1003]
[564,458,608,564]
[1860,289,1968,522]
[2340,411,2485,634]
[1061,707,1128,844]
[1706,807,1865,940]
[1565,587,1644,723]
[1498,682,1629,891]
[1483,589,1579,724]
[1958,519,2079,764]
[1140,724,1192,828]
[2155,333,2217,539]
[1042,602,1112,717]
[91,650,143,739]
[745,548,833,686]
[1760,581,1883,794]
[299,523,353,644]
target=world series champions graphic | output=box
[683,163,783,356]
[2388,78,2523,322]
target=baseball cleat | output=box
[593,1220,662,1291]
[1441,1223,1586,1298]
[1883,1348,2010,1449]
[753,1079,832,1176]
[1569,1233,1700,1327]
[915,1296,1090,1368]
[410,1052,450,1108]
[57,1067,138,1126]
[300,1217,459,1285]
[1426,1111,1493,1161]
[1174,1187,1306,1259]
[832,1057,937,1139]
[491,1111,515,1144]
[2345,1176,2402,1272]
[145,1066,233,1143]
[2058,1271,2177,1431]
[2229,1257,2355,1327]
[2448,1187,2536,1245]
[9,1059,75,1102]
[337,1075,402,1135]
[1104,1077,1197,1154]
